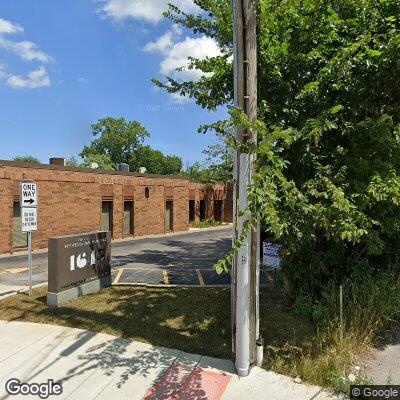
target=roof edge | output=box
[0,159,189,181]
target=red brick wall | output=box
[172,183,189,232]
[134,182,165,236]
[35,180,100,249]
[0,163,232,254]
[0,175,12,253]
[223,182,234,223]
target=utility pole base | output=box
[236,365,251,377]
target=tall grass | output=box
[265,268,400,391]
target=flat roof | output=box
[0,159,189,181]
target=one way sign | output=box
[20,182,38,208]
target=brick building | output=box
[0,160,233,255]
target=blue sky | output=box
[0,0,227,166]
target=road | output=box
[0,227,274,298]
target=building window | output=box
[145,187,150,198]
[123,201,134,236]
[165,200,173,232]
[189,200,195,223]
[13,202,28,248]
[101,201,113,234]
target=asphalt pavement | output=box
[0,227,274,298]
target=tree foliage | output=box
[131,145,183,175]
[81,117,149,165]
[12,155,41,164]
[81,117,183,175]
[159,0,400,296]
[181,136,233,182]
[82,154,115,171]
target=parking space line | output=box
[163,270,169,285]
[196,269,205,286]
[113,268,124,284]
[4,266,40,274]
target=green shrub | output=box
[192,219,221,229]
[270,268,400,391]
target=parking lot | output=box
[0,227,274,297]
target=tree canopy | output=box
[130,145,183,175]
[182,137,233,182]
[81,117,149,166]
[12,155,41,164]
[157,0,400,296]
[80,117,183,175]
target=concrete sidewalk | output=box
[0,321,337,400]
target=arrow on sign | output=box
[24,198,35,205]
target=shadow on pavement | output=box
[112,237,231,269]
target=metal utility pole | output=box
[231,0,259,377]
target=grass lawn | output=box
[0,285,314,362]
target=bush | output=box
[159,0,400,298]
[270,267,400,391]
[192,219,221,229]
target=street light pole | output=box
[231,0,259,377]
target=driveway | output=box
[0,227,274,297]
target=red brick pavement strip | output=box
[175,368,231,400]
[142,363,231,400]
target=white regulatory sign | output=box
[21,207,38,232]
[20,182,38,208]
[262,242,281,269]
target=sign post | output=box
[20,182,38,296]
[28,231,32,295]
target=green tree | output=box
[81,117,150,165]
[12,155,41,164]
[181,161,209,181]
[202,138,233,182]
[81,117,183,175]
[81,154,115,171]
[131,145,183,175]
[157,0,400,296]
[182,139,233,182]
[65,156,82,167]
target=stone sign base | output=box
[47,275,112,307]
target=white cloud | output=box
[143,31,174,54]
[0,18,53,89]
[0,18,53,62]
[95,1,219,102]
[145,28,222,81]
[96,0,200,23]
[78,77,88,83]
[144,27,222,102]
[161,36,221,80]
[0,18,24,35]
[143,24,182,54]
[7,66,51,89]
[170,92,190,104]
[0,37,53,63]
[0,63,7,80]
